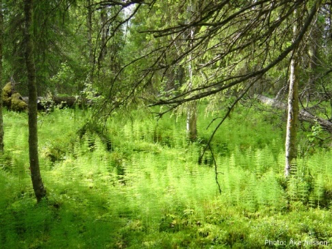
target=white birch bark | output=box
[186,2,197,142]
[285,9,300,177]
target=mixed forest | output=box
[1,0,332,248]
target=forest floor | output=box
[0,104,332,248]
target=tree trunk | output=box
[186,1,197,142]
[285,53,299,176]
[24,0,46,202]
[186,31,197,141]
[306,17,321,105]
[186,48,197,142]
[98,8,108,71]
[0,0,4,152]
[187,47,197,141]
[87,0,94,81]
[187,102,197,142]
[285,9,300,177]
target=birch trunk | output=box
[186,28,197,142]
[285,54,299,176]
[24,0,46,202]
[285,9,300,177]
[186,2,197,142]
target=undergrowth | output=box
[0,105,331,248]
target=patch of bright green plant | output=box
[0,104,332,248]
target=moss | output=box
[11,93,28,112]
[2,82,13,108]
[3,82,13,95]
[2,82,27,112]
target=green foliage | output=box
[1,106,332,248]
[307,121,323,142]
[49,62,76,94]
[2,0,332,245]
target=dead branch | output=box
[256,94,332,133]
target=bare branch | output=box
[151,0,321,107]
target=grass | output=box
[0,104,332,248]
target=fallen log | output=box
[256,94,332,134]
[52,96,78,107]
[22,96,81,110]
[2,81,83,111]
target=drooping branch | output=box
[94,0,145,9]
[92,0,323,129]
[151,0,321,107]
